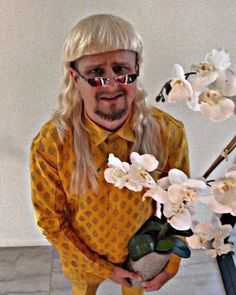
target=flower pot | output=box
[127,252,171,287]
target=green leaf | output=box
[137,216,165,235]
[156,239,174,252]
[128,234,155,261]
[169,237,191,258]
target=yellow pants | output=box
[72,278,144,295]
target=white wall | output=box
[0,0,235,246]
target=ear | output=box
[69,68,78,82]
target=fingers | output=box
[142,271,174,292]
[122,269,142,281]
[110,266,142,288]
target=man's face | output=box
[71,50,138,130]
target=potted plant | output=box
[104,49,236,286]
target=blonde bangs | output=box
[63,14,143,65]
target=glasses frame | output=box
[70,64,139,87]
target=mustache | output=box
[96,89,126,100]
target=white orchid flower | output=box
[191,49,230,86]
[186,217,233,257]
[201,195,234,215]
[191,49,235,100]
[163,168,207,192]
[198,166,236,216]
[142,168,205,226]
[130,152,159,172]
[104,152,159,192]
[162,182,201,231]
[198,89,235,122]
[208,242,234,258]
[191,62,219,87]
[207,216,233,258]
[155,169,207,231]
[211,165,236,216]
[168,64,193,103]
[205,49,231,71]
[206,49,236,97]
[127,152,158,189]
[211,217,233,242]
[211,69,236,97]
[104,154,129,189]
[163,196,193,230]
[186,221,213,249]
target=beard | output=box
[95,100,129,121]
[94,89,129,121]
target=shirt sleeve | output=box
[30,128,115,281]
[165,120,190,176]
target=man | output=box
[30,14,189,295]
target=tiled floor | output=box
[0,245,229,295]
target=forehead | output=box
[76,50,137,69]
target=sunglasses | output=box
[71,68,139,87]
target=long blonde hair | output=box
[52,14,162,194]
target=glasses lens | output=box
[87,74,138,87]
[126,74,138,84]
[88,77,103,87]
[116,75,127,84]
[116,74,138,84]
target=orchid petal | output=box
[174,64,185,80]
[156,176,171,190]
[125,180,143,192]
[195,221,212,234]
[163,201,174,218]
[199,97,235,122]
[130,152,159,171]
[128,165,156,188]
[183,179,207,190]
[211,69,236,97]
[211,243,233,256]
[168,82,191,103]
[168,209,192,230]
[208,198,233,214]
[142,185,168,204]
[186,235,204,249]
[205,49,231,71]
[168,168,188,184]
[186,91,201,111]
[167,184,185,203]
[107,153,129,172]
[207,249,218,258]
[220,224,233,239]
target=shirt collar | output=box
[84,112,135,146]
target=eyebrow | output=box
[83,61,133,70]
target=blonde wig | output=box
[52,14,162,194]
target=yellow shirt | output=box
[30,107,189,282]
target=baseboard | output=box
[0,239,50,247]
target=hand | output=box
[141,270,175,292]
[110,266,142,288]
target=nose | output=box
[105,77,119,87]
[102,67,120,88]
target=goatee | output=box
[95,105,128,121]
